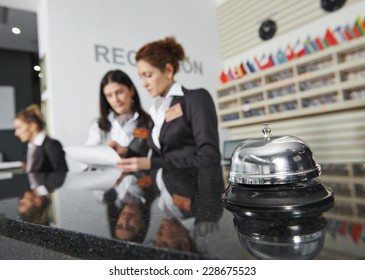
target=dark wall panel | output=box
[0,49,37,161]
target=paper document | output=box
[63,168,122,190]
[64,145,121,168]
[0,172,13,181]
[0,161,22,170]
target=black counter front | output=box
[0,163,364,260]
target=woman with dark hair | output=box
[13,104,68,172]
[103,172,156,243]
[115,37,221,171]
[86,69,151,158]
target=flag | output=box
[235,63,245,78]
[344,25,354,40]
[220,70,229,83]
[314,37,325,50]
[251,58,260,72]
[239,63,246,76]
[261,54,274,69]
[276,48,287,64]
[227,68,235,80]
[333,26,346,43]
[310,39,319,52]
[285,44,295,61]
[324,28,338,46]
[304,37,315,54]
[293,39,307,58]
[339,221,347,236]
[246,59,257,73]
[254,55,264,70]
[350,223,363,244]
[355,16,365,35]
[242,62,251,75]
[352,23,361,38]
[254,54,274,70]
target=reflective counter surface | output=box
[0,163,364,259]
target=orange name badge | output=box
[133,128,149,139]
[173,193,191,212]
[165,103,183,123]
[137,175,152,188]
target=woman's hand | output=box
[116,157,151,172]
[108,140,128,158]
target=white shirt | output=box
[29,131,46,148]
[26,131,46,172]
[85,111,139,147]
[156,168,195,230]
[149,82,184,149]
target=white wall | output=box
[35,0,222,151]
[222,1,365,71]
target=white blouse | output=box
[149,82,184,149]
[85,111,139,146]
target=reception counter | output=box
[0,163,364,260]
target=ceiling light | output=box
[12,27,21,34]
[34,65,41,71]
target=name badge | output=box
[133,128,149,139]
[173,193,191,212]
[165,103,183,123]
[137,175,152,188]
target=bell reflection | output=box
[233,214,328,260]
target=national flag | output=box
[339,221,347,236]
[254,54,273,70]
[220,70,229,83]
[242,62,251,75]
[285,44,295,61]
[227,68,235,80]
[239,63,247,76]
[324,28,338,46]
[310,39,319,52]
[276,48,287,64]
[235,63,245,78]
[245,60,255,73]
[261,54,274,69]
[352,23,361,38]
[314,37,325,50]
[251,58,260,72]
[333,26,346,43]
[350,223,363,244]
[254,55,264,70]
[344,25,354,40]
[355,16,365,35]
[293,39,307,58]
[304,37,315,54]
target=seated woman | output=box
[14,104,68,172]
[115,37,221,172]
[86,69,151,158]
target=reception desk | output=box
[0,163,364,260]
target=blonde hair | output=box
[15,104,46,131]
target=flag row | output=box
[220,15,365,84]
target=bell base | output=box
[222,179,334,219]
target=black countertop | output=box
[0,163,364,260]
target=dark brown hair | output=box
[15,104,46,131]
[98,69,150,132]
[135,37,185,74]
